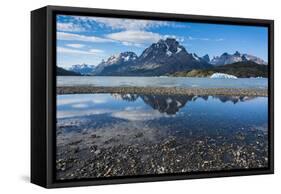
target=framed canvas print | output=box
[31,5,274,188]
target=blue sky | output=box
[57,15,268,68]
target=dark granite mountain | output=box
[130,38,212,75]
[93,38,212,76]
[210,51,267,66]
[202,54,210,63]
[57,66,80,76]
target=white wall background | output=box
[0,0,279,193]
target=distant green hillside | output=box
[57,66,80,76]
[170,61,268,78]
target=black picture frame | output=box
[31,5,274,188]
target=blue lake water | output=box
[57,76,268,89]
[57,93,268,133]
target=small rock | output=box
[94,149,101,155]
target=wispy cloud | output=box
[66,43,85,48]
[187,36,224,41]
[73,16,170,31]
[57,95,108,106]
[106,30,184,46]
[111,109,164,121]
[163,35,185,42]
[58,15,189,32]
[57,47,103,55]
[57,32,114,43]
[88,49,104,53]
[105,30,162,46]
[57,17,184,47]
[215,38,224,41]
[71,103,89,108]
[57,22,85,32]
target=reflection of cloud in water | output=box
[111,109,165,121]
[124,106,143,111]
[212,96,256,104]
[57,94,109,106]
[57,93,259,119]
[72,103,89,108]
[58,104,169,121]
[57,109,111,119]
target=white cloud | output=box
[187,36,224,41]
[74,16,169,31]
[105,31,184,46]
[57,22,85,32]
[106,30,162,45]
[57,47,104,55]
[66,43,85,48]
[72,103,89,108]
[163,35,185,42]
[57,16,188,48]
[57,32,114,43]
[57,29,183,48]
[188,36,206,41]
[89,49,104,53]
[121,41,143,47]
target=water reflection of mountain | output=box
[213,96,256,104]
[111,93,139,101]
[141,95,192,115]
[111,93,256,115]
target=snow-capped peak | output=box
[176,47,182,54]
[68,63,95,75]
[154,38,185,57]
[192,53,200,61]
[104,52,138,65]
[210,51,267,66]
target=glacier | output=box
[210,73,238,79]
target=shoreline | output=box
[57,115,268,179]
[57,86,268,97]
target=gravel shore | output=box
[57,86,268,96]
[56,118,268,180]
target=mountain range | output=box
[68,64,96,75]
[57,38,267,77]
[209,51,267,66]
[94,52,138,75]
[93,38,212,76]
[57,66,80,76]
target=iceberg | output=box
[210,73,238,79]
